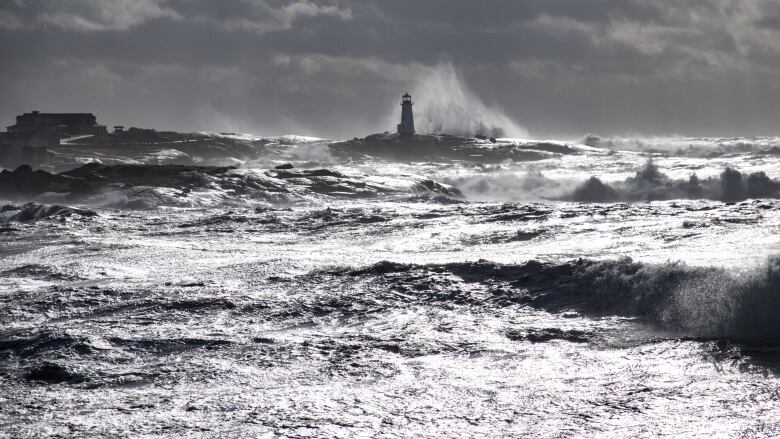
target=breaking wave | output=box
[445,169,579,202]
[401,63,528,138]
[312,257,780,341]
[1,164,465,209]
[581,134,780,157]
[0,203,97,223]
[566,161,780,202]
[440,161,780,203]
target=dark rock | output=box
[13,165,33,175]
[59,163,236,190]
[303,169,344,178]
[275,163,294,170]
[329,132,577,163]
[253,337,274,344]
[506,328,590,343]
[1,166,52,194]
[29,170,53,192]
[0,165,91,195]
[0,162,463,203]
[271,169,345,179]
[24,362,83,384]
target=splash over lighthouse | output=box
[397,92,415,138]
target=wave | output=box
[0,202,97,223]
[440,160,780,203]
[24,362,85,384]
[445,169,579,202]
[1,164,465,208]
[566,161,780,202]
[0,329,99,359]
[313,257,780,341]
[398,63,529,138]
[581,134,780,157]
[0,264,80,281]
[0,326,232,384]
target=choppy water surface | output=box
[3,136,780,437]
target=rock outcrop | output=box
[329,132,579,163]
[0,163,464,204]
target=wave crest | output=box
[567,161,780,202]
[321,257,780,341]
[402,63,528,138]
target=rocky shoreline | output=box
[330,132,581,162]
[0,162,463,205]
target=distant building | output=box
[114,125,124,133]
[7,111,107,138]
[397,93,415,138]
[0,111,107,166]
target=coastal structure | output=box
[397,93,415,138]
[7,111,107,138]
[0,111,107,166]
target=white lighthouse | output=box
[397,92,415,138]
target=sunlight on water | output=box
[3,134,780,437]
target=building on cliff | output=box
[0,111,108,166]
[397,93,415,138]
[7,111,107,138]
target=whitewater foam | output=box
[313,256,780,341]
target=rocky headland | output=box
[330,132,582,163]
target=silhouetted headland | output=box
[330,132,580,163]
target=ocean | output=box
[2,133,780,437]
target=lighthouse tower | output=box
[397,92,415,138]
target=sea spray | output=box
[391,63,528,138]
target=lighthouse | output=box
[397,92,415,138]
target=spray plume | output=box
[391,63,528,138]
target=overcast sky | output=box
[2,0,780,139]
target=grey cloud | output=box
[0,0,352,32]
[1,0,180,31]
[181,0,353,34]
[1,0,780,139]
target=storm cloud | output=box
[2,0,780,139]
